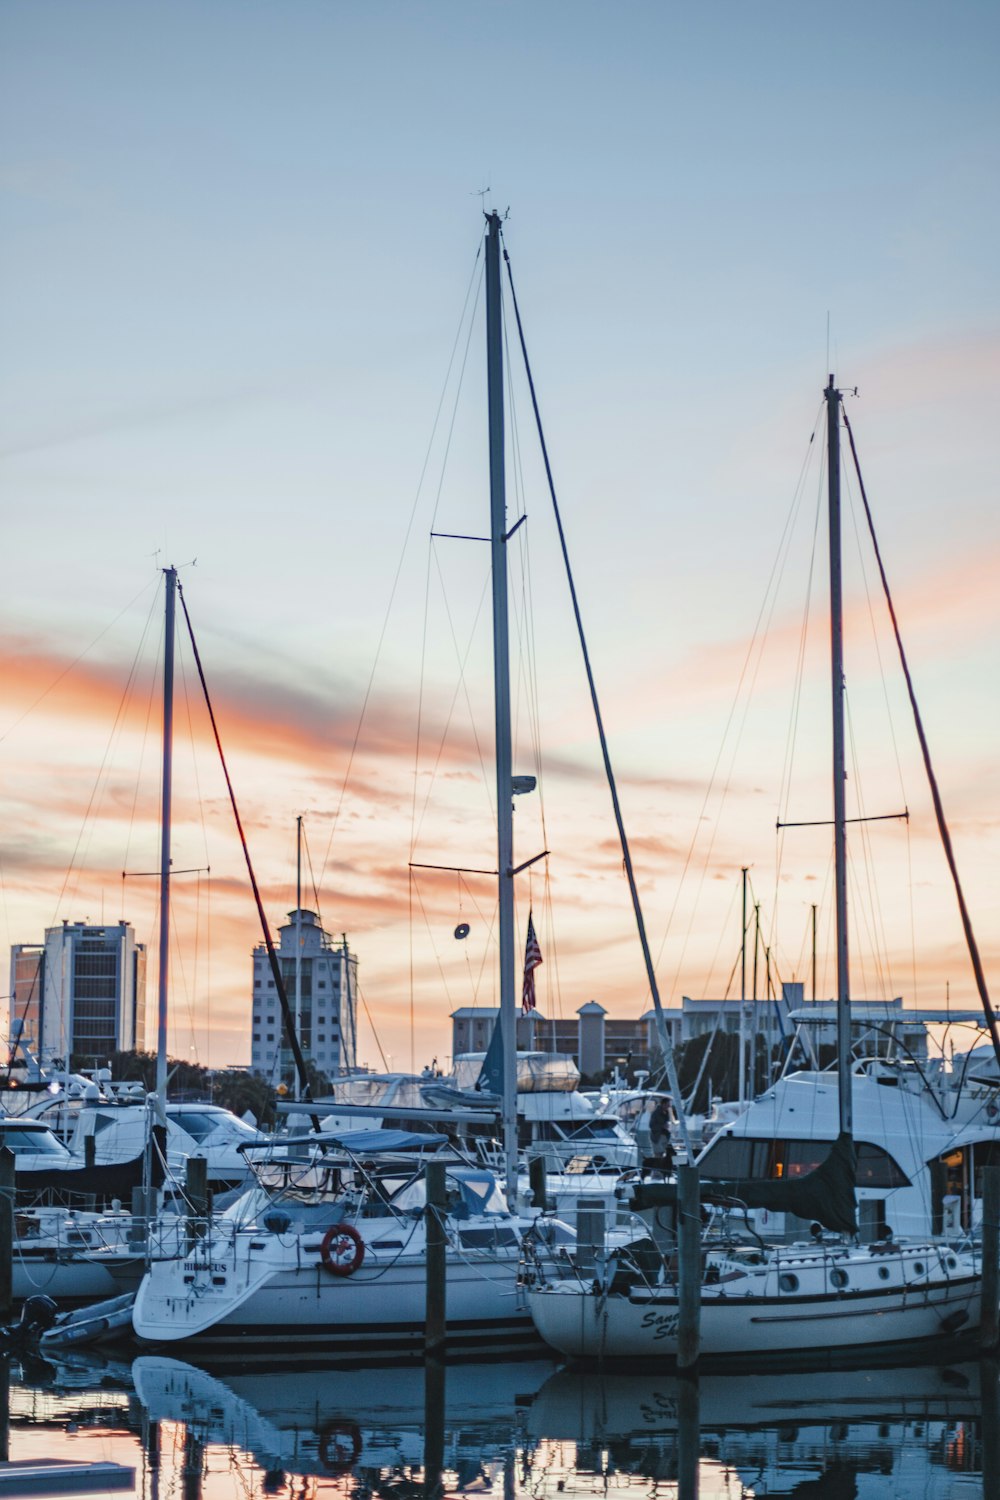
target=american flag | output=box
[521,911,543,1014]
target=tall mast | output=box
[738,865,748,1107]
[294,816,303,1100]
[826,375,852,1136]
[155,566,177,1121]
[485,211,517,1199]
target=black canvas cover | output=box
[630,1130,858,1236]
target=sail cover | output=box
[705,1129,858,1234]
[631,1130,858,1236]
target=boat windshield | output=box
[167,1108,259,1143]
[0,1124,69,1157]
[389,1169,508,1218]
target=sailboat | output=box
[129,212,612,1359]
[525,376,982,1363]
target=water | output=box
[1,1348,992,1498]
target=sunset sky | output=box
[1,2,998,1074]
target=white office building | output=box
[250,910,358,1080]
[8,919,147,1066]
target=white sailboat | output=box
[526,376,982,1363]
[129,212,610,1358]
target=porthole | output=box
[779,1273,799,1293]
[947,1256,957,1269]
[913,1261,925,1275]
[878,1266,890,1280]
[830,1267,849,1288]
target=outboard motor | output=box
[20,1295,59,1337]
[0,1293,59,1352]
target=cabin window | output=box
[855,1143,910,1188]
[830,1267,848,1288]
[0,1129,66,1157]
[778,1273,799,1293]
[699,1135,909,1188]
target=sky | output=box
[1,1,998,1074]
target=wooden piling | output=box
[528,1154,549,1211]
[981,1164,1000,1352]
[0,1356,8,1463]
[186,1156,209,1246]
[0,1147,14,1322]
[423,1352,446,1500]
[981,1354,1000,1497]
[425,1159,447,1359]
[677,1164,701,1371]
[676,1364,700,1500]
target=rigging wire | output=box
[501,280,559,1019]
[842,406,1000,1069]
[0,575,160,746]
[175,579,320,1128]
[318,237,485,895]
[765,420,829,991]
[670,409,825,1005]
[3,582,163,1075]
[500,229,691,1152]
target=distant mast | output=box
[155,566,177,1121]
[295,816,303,1100]
[825,376,852,1137]
[484,210,518,1199]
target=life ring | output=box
[317,1417,362,1473]
[320,1222,365,1276]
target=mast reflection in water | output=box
[1,1349,993,1498]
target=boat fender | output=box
[320,1222,365,1276]
[317,1417,362,1472]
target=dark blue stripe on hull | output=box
[141,1316,544,1371]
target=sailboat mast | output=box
[295,815,303,1101]
[826,375,852,1136]
[485,211,517,1198]
[155,566,177,1119]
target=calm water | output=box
[1,1347,992,1498]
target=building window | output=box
[318,980,326,989]
[253,1033,260,1042]
[266,1034,274,1042]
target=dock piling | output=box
[0,1147,13,1322]
[677,1164,701,1371]
[981,1165,1000,1352]
[425,1159,447,1359]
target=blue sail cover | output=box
[476,1016,505,1095]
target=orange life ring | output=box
[320,1221,365,1276]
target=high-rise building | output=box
[250,910,357,1080]
[8,920,147,1066]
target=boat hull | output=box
[527,1243,981,1365]
[133,1250,539,1366]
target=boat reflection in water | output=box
[3,1347,994,1497]
[131,1353,557,1483]
[529,1360,988,1497]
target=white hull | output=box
[133,1243,537,1362]
[12,1251,122,1306]
[528,1241,980,1363]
